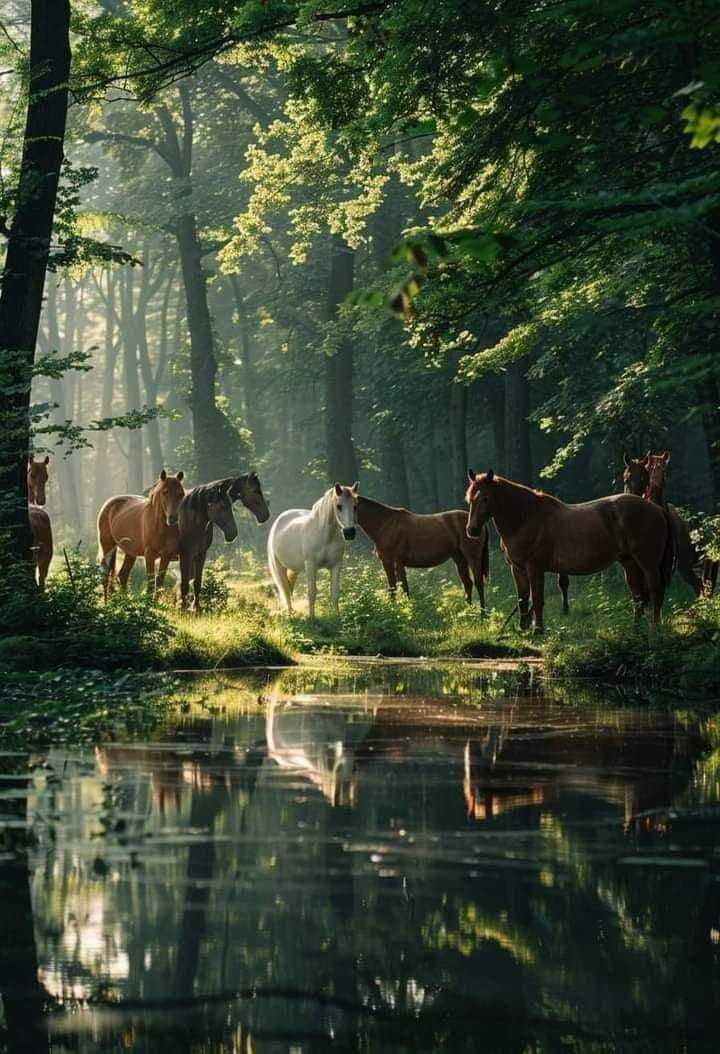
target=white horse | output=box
[267,483,358,617]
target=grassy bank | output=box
[3,547,720,692]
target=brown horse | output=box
[97,469,186,597]
[624,451,703,598]
[28,457,52,589]
[27,456,49,505]
[97,470,269,599]
[178,480,240,612]
[466,470,674,631]
[356,495,489,608]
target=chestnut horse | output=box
[28,457,52,589]
[623,451,703,598]
[98,470,269,599]
[466,470,674,631]
[97,469,186,597]
[356,495,489,608]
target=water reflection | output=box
[2,663,720,1051]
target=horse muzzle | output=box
[166,514,179,526]
[256,508,270,524]
[467,525,482,539]
[343,527,356,541]
[223,526,239,543]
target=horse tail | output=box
[267,524,293,612]
[481,524,490,582]
[660,507,677,594]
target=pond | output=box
[2,662,720,1052]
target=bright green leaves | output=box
[681,102,720,148]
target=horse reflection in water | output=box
[265,692,372,807]
[462,706,708,832]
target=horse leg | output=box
[528,566,546,634]
[287,569,299,596]
[144,550,157,596]
[396,562,410,597]
[558,574,570,614]
[381,557,397,597]
[179,551,191,611]
[155,555,171,595]
[306,561,318,618]
[329,561,342,615]
[466,558,486,613]
[454,556,473,605]
[117,553,136,591]
[620,558,647,622]
[193,553,206,614]
[511,564,531,631]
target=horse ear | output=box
[351,481,359,494]
[662,451,670,464]
[177,470,184,481]
[334,482,342,496]
[160,469,167,481]
[467,468,475,483]
[43,455,49,465]
[486,468,494,483]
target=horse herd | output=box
[26,449,717,630]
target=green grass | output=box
[4,544,719,692]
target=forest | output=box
[5,4,720,1052]
[1,0,720,684]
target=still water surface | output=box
[2,662,720,1052]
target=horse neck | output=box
[356,497,392,541]
[491,477,546,534]
[646,480,667,507]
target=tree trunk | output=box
[504,362,532,484]
[450,380,469,505]
[229,274,262,454]
[0,0,71,572]
[324,235,358,483]
[46,280,82,525]
[94,271,120,511]
[120,268,145,492]
[486,376,506,473]
[379,418,410,508]
[175,213,245,480]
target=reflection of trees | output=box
[0,758,49,1052]
[20,668,720,1050]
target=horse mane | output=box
[358,495,407,514]
[147,479,163,506]
[467,474,564,508]
[310,488,337,528]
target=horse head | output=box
[152,469,185,526]
[622,452,649,496]
[465,468,493,537]
[27,455,49,505]
[333,482,359,540]
[643,451,670,502]
[207,481,238,542]
[230,471,270,524]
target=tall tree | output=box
[0,0,71,570]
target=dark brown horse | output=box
[356,495,489,608]
[624,451,703,598]
[466,470,674,631]
[27,457,52,589]
[178,480,240,612]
